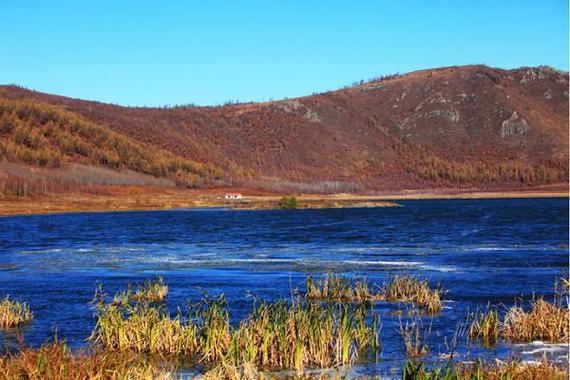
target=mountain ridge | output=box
[0,64,568,195]
[2,64,567,108]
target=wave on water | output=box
[338,260,422,266]
[470,247,516,252]
[19,248,64,254]
[19,246,148,255]
[518,341,569,356]
[468,244,564,252]
[419,264,458,272]
[15,244,474,273]
[101,256,425,270]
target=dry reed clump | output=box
[403,356,569,380]
[194,295,232,363]
[0,343,173,380]
[305,274,442,314]
[202,364,346,380]
[201,362,259,380]
[112,277,168,305]
[468,309,500,346]
[226,300,380,372]
[0,296,33,328]
[399,315,431,358]
[305,274,381,303]
[502,298,569,343]
[90,301,199,356]
[468,287,569,345]
[382,276,442,314]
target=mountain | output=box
[0,65,568,195]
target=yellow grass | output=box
[502,298,569,343]
[305,274,442,314]
[382,276,442,314]
[468,288,569,346]
[468,309,500,346]
[227,300,380,372]
[90,301,198,356]
[1,188,565,217]
[0,343,173,380]
[0,296,33,328]
[112,277,168,305]
[305,274,381,303]
[5,279,569,378]
[404,357,569,380]
[91,285,380,373]
[202,362,259,380]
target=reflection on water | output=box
[0,198,568,376]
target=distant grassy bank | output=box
[0,185,567,217]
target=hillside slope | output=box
[0,65,568,194]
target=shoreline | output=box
[0,186,567,217]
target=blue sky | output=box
[1,1,568,106]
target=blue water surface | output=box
[0,198,568,377]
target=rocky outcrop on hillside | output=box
[500,112,529,139]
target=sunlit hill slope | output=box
[0,65,567,196]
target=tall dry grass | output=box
[112,277,168,305]
[90,299,198,356]
[502,298,569,343]
[5,277,569,378]
[91,285,381,373]
[305,274,442,314]
[0,343,173,380]
[403,356,568,380]
[226,300,380,372]
[383,276,442,314]
[0,296,33,328]
[468,309,500,346]
[399,314,431,358]
[305,274,381,303]
[469,280,569,345]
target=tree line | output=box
[409,155,567,186]
[0,98,224,192]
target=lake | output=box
[0,198,568,377]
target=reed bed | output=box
[91,287,381,373]
[468,296,569,345]
[0,295,33,328]
[502,298,569,343]
[202,362,259,380]
[202,365,347,380]
[468,309,500,346]
[194,295,232,363]
[8,278,569,378]
[305,274,442,314]
[305,274,381,303]
[90,297,198,356]
[112,277,168,305]
[0,343,173,380]
[383,276,442,314]
[402,357,568,380]
[227,300,380,372]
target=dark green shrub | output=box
[278,196,297,209]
